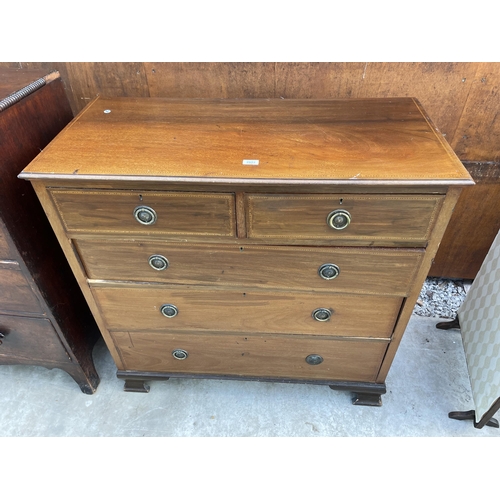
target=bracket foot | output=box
[351,392,383,406]
[123,379,151,393]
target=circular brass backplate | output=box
[149,254,169,271]
[318,263,340,280]
[305,354,323,365]
[326,209,351,230]
[133,205,157,225]
[161,304,178,318]
[312,308,332,321]
[172,349,188,360]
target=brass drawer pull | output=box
[318,263,340,280]
[305,354,323,365]
[133,205,157,225]
[172,349,188,360]
[327,209,351,230]
[149,254,169,271]
[312,308,332,322]
[160,304,178,318]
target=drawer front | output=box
[0,314,70,363]
[78,240,422,296]
[246,194,443,246]
[0,265,42,314]
[93,286,402,338]
[112,331,388,382]
[49,189,236,237]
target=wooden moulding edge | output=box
[17,172,475,186]
[115,370,387,393]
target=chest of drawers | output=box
[0,69,100,393]
[20,97,473,405]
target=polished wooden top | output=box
[20,97,473,186]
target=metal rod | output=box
[0,77,46,112]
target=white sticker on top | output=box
[242,159,259,165]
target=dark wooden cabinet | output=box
[0,69,100,393]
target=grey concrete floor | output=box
[1,314,499,437]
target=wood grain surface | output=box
[0,314,71,363]
[430,161,500,278]
[4,62,498,163]
[112,330,388,381]
[247,193,444,246]
[0,68,48,100]
[49,189,236,237]
[20,97,472,185]
[91,285,402,338]
[451,63,500,162]
[77,240,423,296]
[0,221,13,259]
[0,265,43,314]
[145,62,276,99]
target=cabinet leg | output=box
[436,315,460,330]
[123,379,151,393]
[329,382,385,406]
[449,410,499,429]
[64,363,100,395]
[117,371,170,392]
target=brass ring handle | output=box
[160,304,178,318]
[312,308,332,322]
[133,205,157,225]
[318,263,340,280]
[172,349,188,360]
[326,209,351,230]
[149,254,169,271]
[305,354,323,365]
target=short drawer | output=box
[0,264,42,314]
[92,285,402,338]
[49,189,236,237]
[0,314,70,363]
[246,194,443,246]
[112,331,388,382]
[78,240,422,296]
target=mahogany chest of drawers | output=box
[20,97,473,405]
[0,69,100,393]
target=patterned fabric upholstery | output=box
[458,229,500,423]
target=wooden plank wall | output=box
[1,62,499,278]
[430,161,500,278]
[1,62,498,161]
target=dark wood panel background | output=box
[2,62,498,161]
[1,62,499,278]
[429,161,500,278]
